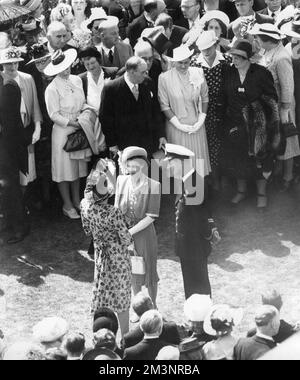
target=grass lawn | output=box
[1,183,300,345]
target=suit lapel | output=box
[114,44,121,68]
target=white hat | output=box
[164,143,195,158]
[86,7,108,29]
[249,23,284,40]
[33,317,69,343]
[200,10,230,29]
[280,18,300,39]
[170,45,194,62]
[0,46,24,65]
[197,30,218,51]
[203,304,244,336]
[184,294,212,322]
[44,49,77,77]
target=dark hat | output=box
[228,39,253,59]
[26,43,50,65]
[82,347,121,360]
[142,28,173,56]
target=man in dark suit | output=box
[123,310,168,360]
[162,144,220,299]
[234,305,280,360]
[127,0,162,47]
[155,12,188,56]
[247,289,299,343]
[95,18,133,70]
[99,56,166,158]
[258,0,284,22]
[0,76,29,244]
[228,0,274,40]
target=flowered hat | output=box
[0,46,24,65]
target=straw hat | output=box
[249,23,284,40]
[44,49,77,77]
[200,10,230,29]
[0,46,24,65]
[170,45,194,62]
[197,30,218,51]
[203,304,244,336]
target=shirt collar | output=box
[189,14,200,29]
[268,7,281,17]
[87,69,104,85]
[124,72,136,91]
[100,43,115,55]
[197,50,225,68]
[256,332,274,342]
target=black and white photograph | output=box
[0,0,300,362]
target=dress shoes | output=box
[63,208,81,220]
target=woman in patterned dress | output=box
[81,159,133,336]
[191,30,230,190]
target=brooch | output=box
[238,87,245,93]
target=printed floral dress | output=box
[81,198,133,314]
[191,52,231,168]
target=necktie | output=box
[271,12,276,19]
[108,49,114,64]
[132,84,139,101]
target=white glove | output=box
[189,113,207,134]
[170,116,195,133]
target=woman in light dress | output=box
[45,49,88,219]
[158,45,211,177]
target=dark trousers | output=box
[0,141,27,234]
[180,255,211,299]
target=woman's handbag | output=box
[282,121,299,138]
[130,249,145,276]
[63,129,90,153]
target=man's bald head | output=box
[134,40,154,71]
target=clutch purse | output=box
[130,249,145,275]
[282,122,299,138]
[63,129,90,152]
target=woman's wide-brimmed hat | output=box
[197,30,218,51]
[44,49,77,76]
[142,27,173,55]
[200,10,230,28]
[249,23,284,40]
[228,39,253,59]
[20,0,42,13]
[280,13,300,39]
[0,46,24,65]
[26,43,51,65]
[170,45,194,62]
[203,304,244,336]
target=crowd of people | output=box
[1,290,299,360]
[1,0,300,360]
